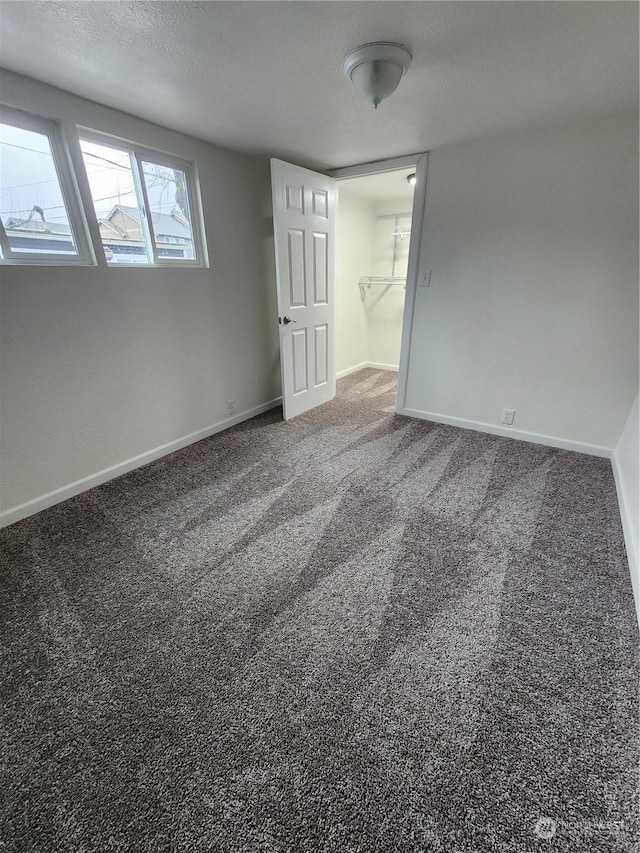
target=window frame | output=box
[77,128,208,269]
[0,106,95,266]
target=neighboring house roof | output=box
[105,205,191,240]
[5,216,72,236]
[97,218,126,238]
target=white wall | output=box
[367,197,411,369]
[334,188,371,376]
[335,190,411,375]
[0,71,280,523]
[403,114,639,455]
[612,395,639,620]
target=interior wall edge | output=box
[0,397,282,530]
[611,393,640,625]
[611,455,640,627]
[396,152,429,411]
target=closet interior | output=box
[335,168,416,377]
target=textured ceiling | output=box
[0,1,637,170]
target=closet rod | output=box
[376,212,412,220]
[358,276,406,288]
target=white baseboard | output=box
[0,397,283,529]
[366,362,399,373]
[336,362,399,379]
[397,407,612,458]
[336,362,368,379]
[611,453,640,625]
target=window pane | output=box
[79,139,149,264]
[141,161,195,260]
[0,121,78,255]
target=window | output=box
[0,107,92,263]
[0,106,207,268]
[79,134,204,266]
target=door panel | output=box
[287,229,306,306]
[292,329,308,394]
[272,159,336,419]
[286,183,304,213]
[314,325,328,386]
[312,189,328,218]
[313,232,328,304]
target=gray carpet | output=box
[1,368,638,853]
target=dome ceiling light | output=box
[343,42,412,109]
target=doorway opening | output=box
[334,165,417,406]
[270,154,426,421]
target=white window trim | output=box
[0,106,96,266]
[77,128,208,269]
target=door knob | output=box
[282,316,297,324]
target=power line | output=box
[2,148,178,212]
[0,191,138,218]
[80,149,130,171]
[1,176,58,191]
[1,194,183,218]
[0,163,117,193]
[0,140,51,157]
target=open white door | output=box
[271,159,336,420]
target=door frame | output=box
[328,151,429,415]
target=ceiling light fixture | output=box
[407,173,416,186]
[343,42,412,109]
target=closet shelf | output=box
[358,276,406,288]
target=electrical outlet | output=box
[501,408,515,425]
[227,399,235,415]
